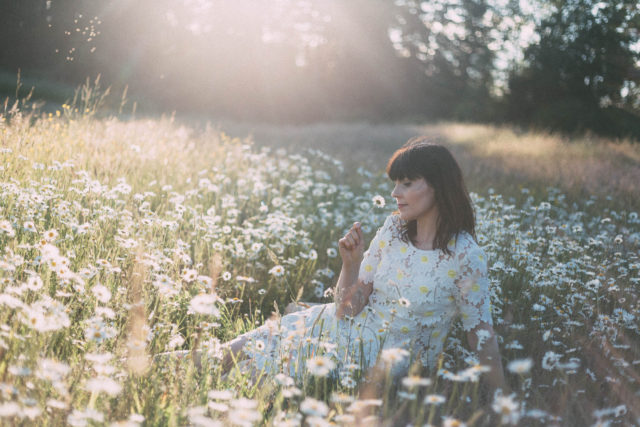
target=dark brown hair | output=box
[386,136,475,254]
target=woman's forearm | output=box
[468,323,507,392]
[478,334,507,391]
[335,264,370,318]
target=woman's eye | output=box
[403,182,412,187]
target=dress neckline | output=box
[408,240,440,253]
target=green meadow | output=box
[0,90,638,426]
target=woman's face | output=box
[391,177,437,222]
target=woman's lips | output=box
[398,204,407,209]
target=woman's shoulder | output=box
[383,213,404,236]
[451,231,487,265]
[450,231,483,255]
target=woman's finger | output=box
[354,223,364,243]
[340,236,353,250]
[339,237,349,249]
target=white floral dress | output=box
[237,214,492,379]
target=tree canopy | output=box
[1,0,638,138]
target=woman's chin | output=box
[397,212,412,221]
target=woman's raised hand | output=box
[338,222,365,267]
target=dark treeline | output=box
[1,0,639,138]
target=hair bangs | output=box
[386,148,423,181]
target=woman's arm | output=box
[335,273,373,318]
[335,222,373,318]
[467,321,508,393]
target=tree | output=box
[506,0,640,137]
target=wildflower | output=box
[372,195,386,208]
[188,293,223,317]
[0,402,21,417]
[326,248,337,258]
[299,397,329,417]
[231,398,258,410]
[43,229,58,242]
[182,269,198,282]
[541,351,561,371]
[380,348,409,365]
[331,392,355,404]
[26,275,43,291]
[222,271,232,281]
[442,417,466,427]
[207,401,229,412]
[67,408,106,425]
[507,358,533,374]
[37,359,70,382]
[167,334,185,349]
[340,375,357,388]
[424,394,446,405]
[23,221,37,233]
[84,318,117,342]
[208,390,235,400]
[228,408,262,425]
[0,220,15,237]
[306,356,336,377]
[398,391,417,400]
[269,265,285,277]
[281,387,302,398]
[77,223,91,234]
[347,399,383,413]
[398,297,410,307]
[492,394,520,425]
[402,375,431,388]
[86,377,122,396]
[22,298,71,332]
[46,399,68,410]
[92,284,112,303]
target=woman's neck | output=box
[414,210,439,250]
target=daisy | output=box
[507,358,533,374]
[228,408,262,425]
[402,375,432,388]
[43,228,58,242]
[188,293,223,317]
[269,265,285,277]
[372,195,386,208]
[182,269,198,282]
[208,390,235,400]
[306,356,336,377]
[340,375,357,388]
[85,377,122,396]
[492,394,520,425]
[0,220,15,237]
[424,394,446,405]
[442,417,466,427]
[541,351,561,371]
[299,397,329,417]
[380,348,409,365]
[23,221,37,233]
[92,284,112,303]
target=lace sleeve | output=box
[454,238,493,331]
[358,215,395,284]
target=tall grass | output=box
[0,88,638,426]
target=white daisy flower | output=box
[306,356,336,377]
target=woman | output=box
[211,137,505,397]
